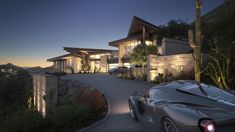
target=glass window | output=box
[149,89,165,99]
[177,83,235,106]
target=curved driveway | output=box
[62,74,154,132]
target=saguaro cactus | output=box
[188,0,202,82]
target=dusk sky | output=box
[0,0,223,67]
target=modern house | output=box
[48,16,192,74]
[109,16,192,67]
[47,47,117,73]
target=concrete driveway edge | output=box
[77,87,111,132]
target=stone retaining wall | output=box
[147,53,194,82]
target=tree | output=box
[200,2,235,88]
[159,19,191,40]
[204,43,234,90]
[0,63,32,108]
[130,44,158,72]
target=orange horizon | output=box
[0,58,53,68]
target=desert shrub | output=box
[153,73,173,84]
[171,70,194,81]
[72,87,106,112]
[0,105,98,132]
[128,74,135,80]
[153,70,194,84]
[0,65,32,108]
[46,105,94,132]
[64,66,74,74]
[0,110,44,132]
[141,74,147,81]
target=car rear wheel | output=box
[161,118,178,132]
[129,102,138,121]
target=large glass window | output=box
[123,41,139,57]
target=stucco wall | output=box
[161,38,192,55]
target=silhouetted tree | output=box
[159,19,191,40]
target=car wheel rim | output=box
[163,120,176,132]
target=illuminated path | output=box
[61,74,154,132]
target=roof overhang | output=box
[64,47,115,55]
[47,54,81,62]
[109,34,143,47]
[127,16,161,37]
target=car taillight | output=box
[200,119,215,132]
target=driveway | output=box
[61,73,154,132]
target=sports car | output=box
[128,80,235,132]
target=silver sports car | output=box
[128,80,235,132]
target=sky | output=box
[0,0,223,67]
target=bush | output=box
[72,87,106,112]
[0,64,32,109]
[46,105,94,132]
[153,73,172,84]
[141,74,147,81]
[0,110,44,132]
[153,70,194,84]
[64,66,74,74]
[0,105,101,132]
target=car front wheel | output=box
[161,118,178,132]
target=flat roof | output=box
[109,34,142,47]
[47,53,80,62]
[64,47,116,54]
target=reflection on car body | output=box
[129,80,235,132]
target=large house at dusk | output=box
[109,16,192,67]
[48,16,191,73]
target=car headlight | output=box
[199,119,215,132]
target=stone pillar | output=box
[153,34,158,46]
[142,26,146,44]
[118,44,124,66]
[100,55,108,72]
[147,55,158,82]
[33,74,57,117]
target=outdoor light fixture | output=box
[199,119,215,132]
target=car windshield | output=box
[177,83,235,106]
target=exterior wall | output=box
[118,44,124,66]
[52,57,82,73]
[71,57,82,73]
[33,74,57,117]
[100,55,108,72]
[161,38,192,55]
[147,54,194,82]
[53,60,63,71]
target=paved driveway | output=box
[61,74,154,132]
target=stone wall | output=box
[147,53,194,82]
